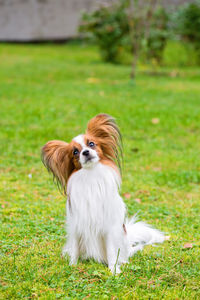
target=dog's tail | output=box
[125,215,165,256]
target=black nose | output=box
[82,150,89,156]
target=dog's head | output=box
[41,114,122,193]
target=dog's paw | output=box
[61,248,68,259]
[69,257,78,265]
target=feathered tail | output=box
[126,216,165,256]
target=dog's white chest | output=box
[67,163,125,231]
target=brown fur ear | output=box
[86,114,122,171]
[41,140,74,194]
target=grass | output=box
[0,42,200,299]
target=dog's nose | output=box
[82,150,89,156]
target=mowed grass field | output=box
[0,43,200,299]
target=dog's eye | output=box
[73,148,79,156]
[89,141,95,148]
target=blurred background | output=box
[0,0,200,72]
[0,0,98,41]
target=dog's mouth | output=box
[85,156,94,163]
[81,153,99,168]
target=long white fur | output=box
[62,136,165,273]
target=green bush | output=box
[79,1,129,63]
[173,1,200,61]
[80,1,170,65]
[163,40,198,67]
[79,1,200,66]
[175,2,200,44]
[146,7,169,63]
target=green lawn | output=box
[0,43,200,299]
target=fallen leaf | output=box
[183,243,193,249]
[137,190,150,196]
[170,70,179,78]
[123,193,131,199]
[31,293,38,298]
[99,91,105,96]
[148,280,155,284]
[0,281,7,286]
[135,198,141,204]
[153,167,162,172]
[131,148,139,152]
[151,118,160,124]
[86,77,99,83]
[186,193,192,199]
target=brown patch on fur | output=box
[70,141,82,170]
[84,134,104,159]
[100,159,120,175]
[41,140,82,194]
[84,134,120,176]
[86,114,122,172]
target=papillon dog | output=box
[42,114,164,274]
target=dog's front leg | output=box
[69,237,79,265]
[106,234,121,274]
[62,236,79,265]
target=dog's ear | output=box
[41,140,74,194]
[86,114,122,171]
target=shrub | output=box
[79,2,129,63]
[79,1,200,67]
[146,7,169,63]
[173,1,200,60]
[163,40,198,67]
[80,1,170,65]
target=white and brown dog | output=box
[42,114,164,274]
